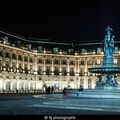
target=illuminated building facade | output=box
[0,30,120,93]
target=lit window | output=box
[114,59,117,64]
[88,79,92,88]
[80,79,84,86]
[87,59,93,65]
[97,48,102,54]
[96,59,101,65]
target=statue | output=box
[104,25,115,57]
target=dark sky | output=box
[0,1,120,43]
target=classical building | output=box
[0,30,120,93]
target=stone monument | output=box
[66,26,120,98]
[89,25,120,90]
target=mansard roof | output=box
[0,29,120,53]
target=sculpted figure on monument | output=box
[104,26,115,57]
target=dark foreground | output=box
[0,93,120,116]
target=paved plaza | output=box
[0,93,120,115]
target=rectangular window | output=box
[19,63,22,73]
[46,66,51,75]
[79,68,84,76]
[24,56,28,61]
[38,66,42,74]
[87,59,93,65]
[54,66,59,75]
[96,59,101,65]
[46,59,51,64]
[80,60,84,65]
[62,60,67,64]
[38,59,42,63]
[29,58,33,63]
[30,65,33,73]
[62,67,67,76]
[80,79,84,87]
[88,79,92,88]
[114,59,117,64]
[97,48,102,54]
[12,62,16,72]
[70,68,74,76]
[54,59,59,64]
[70,61,74,65]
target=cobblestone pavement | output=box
[0,93,120,115]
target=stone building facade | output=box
[0,31,120,93]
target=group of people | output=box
[45,86,54,94]
[78,85,83,91]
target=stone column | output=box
[9,50,13,72]
[75,58,79,76]
[43,56,46,75]
[67,58,70,76]
[74,59,78,88]
[51,57,54,75]
[2,49,5,71]
[17,81,19,90]
[34,55,38,74]
[93,57,96,66]
[28,55,30,73]
[84,58,88,76]
[0,79,3,91]
[16,52,19,70]
[78,59,80,75]
[23,82,25,91]
[67,58,70,87]
[28,81,30,90]
[16,54,19,72]
[59,57,62,75]
[10,81,13,91]
[22,54,25,73]
[3,75,6,91]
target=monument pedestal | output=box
[96,85,119,90]
[65,87,120,98]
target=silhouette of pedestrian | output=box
[63,87,67,95]
[78,85,83,91]
[48,86,50,94]
[51,86,54,94]
[45,86,48,94]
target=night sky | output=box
[0,1,120,43]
